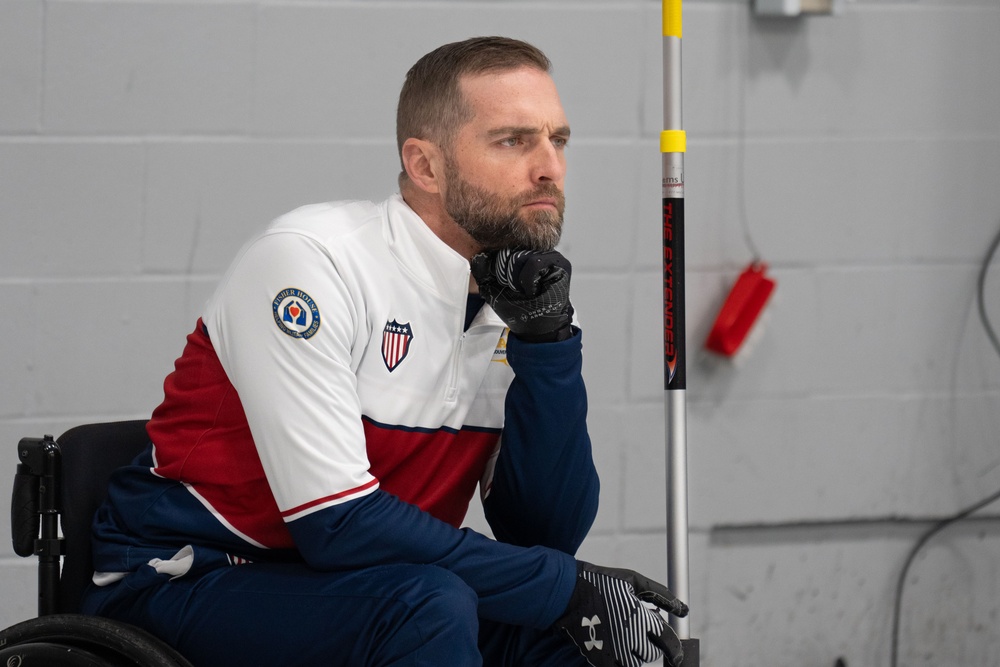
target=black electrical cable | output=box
[888,219,1000,667]
[888,488,1000,667]
[977,220,1000,359]
[737,12,763,264]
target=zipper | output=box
[444,331,466,404]
[444,276,470,405]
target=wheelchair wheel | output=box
[0,614,193,667]
[0,641,109,666]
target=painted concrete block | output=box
[621,403,670,533]
[44,3,255,133]
[808,265,998,394]
[562,143,644,272]
[574,274,631,404]
[627,267,808,402]
[586,405,626,535]
[631,139,759,274]
[629,264,998,403]
[255,4,644,139]
[642,3,1000,139]
[0,560,38,630]
[575,533,620,572]
[744,139,1000,265]
[1,278,214,420]
[640,3,747,139]
[142,141,401,274]
[0,2,42,132]
[701,523,1000,666]
[0,142,145,279]
[742,7,1000,138]
[633,136,1000,272]
[687,392,1000,525]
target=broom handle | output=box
[662,0,690,641]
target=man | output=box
[83,36,687,667]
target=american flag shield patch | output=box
[382,320,414,372]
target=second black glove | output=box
[554,561,689,667]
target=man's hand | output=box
[554,561,689,667]
[470,249,574,342]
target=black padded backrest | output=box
[57,420,150,613]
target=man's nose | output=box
[530,141,566,184]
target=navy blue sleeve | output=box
[482,328,600,554]
[286,489,576,629]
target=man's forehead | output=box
[458,69,568,129]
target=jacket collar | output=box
[383,194,504,329]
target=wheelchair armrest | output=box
[11,464,40,557]
[11,435,63,559]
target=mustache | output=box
[518,184,565,209]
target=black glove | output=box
[554,561,689,667]
[470,248,574,343]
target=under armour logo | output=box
[581,615,603,651]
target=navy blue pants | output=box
[82,561,587,666]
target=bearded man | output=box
[84,36,687,667]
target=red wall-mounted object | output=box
[704,262,776,357]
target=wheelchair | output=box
[2,420,194,666]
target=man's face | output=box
[442,67,570,252]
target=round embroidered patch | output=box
[272,288,321,339]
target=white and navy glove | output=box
[555,561,689,667]
[470,248,574,343]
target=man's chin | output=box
[521,216,563,251]
[459,211,562,253]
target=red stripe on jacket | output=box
[148,321,499,549]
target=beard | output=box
[443,157,564,252]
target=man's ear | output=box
[401,138,444,194]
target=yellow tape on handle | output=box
[660,130,686,154]
[663,0,682,38]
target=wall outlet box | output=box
[754,0,845,17]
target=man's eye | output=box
[552,137,568,149]
[499,137,520,147]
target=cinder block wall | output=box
[2,1,999,665]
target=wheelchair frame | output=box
[2,424,194,667]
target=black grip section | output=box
[678,638,700,666]
[11,465,40,557]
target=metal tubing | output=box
[664,389,690,639]
[662,0,691,644]
[663,38,683,132]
